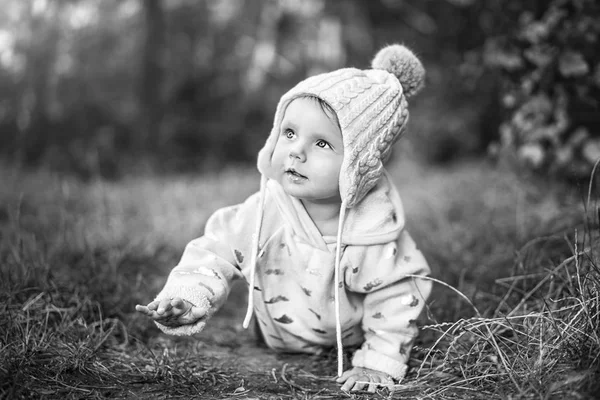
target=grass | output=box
[1,157,599,399]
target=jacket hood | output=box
[267,170,404,251]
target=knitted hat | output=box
[257,44,425,207]
[244,44,425,378]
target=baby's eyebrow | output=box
[316,131,342,144]
[281,120,298,130]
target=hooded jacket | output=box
[154,171,431,380]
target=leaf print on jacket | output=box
[400,294,419,307]
[234,249,244,264]
[274,314,294,324]
[363,278,383,291]
[264,295,289,304]
[193,267,222,280]
[372,312,385,319]
[265,269,284,275]
[198,281,215,296]
[308,308,321,320]
[279,242,292,256]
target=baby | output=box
[136,44,432,393]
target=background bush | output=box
[482,0,600,178]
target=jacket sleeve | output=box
[153,193,261,336]
[346,229,432,380]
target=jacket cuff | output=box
[352,349,408,381]
[153,284,215,336]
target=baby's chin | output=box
[274,175,340,202]
[278,182,306,200]
[286,189,343,205]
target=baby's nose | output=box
[289,145,306,161]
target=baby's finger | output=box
[171,297,185,308]
[135,304,151,315]
[340,376,357,392]
[156,298,174,315]
[146,300,161,311]
[367,375,382,393]
[336,369,353,383]
[189,306,207,320]
[352,380,367,392]
[381,376,395,392]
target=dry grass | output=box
[1,158,598,399]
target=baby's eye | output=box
[283,129,295,139]
[316,140,331,149]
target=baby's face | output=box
[271,97,343,205]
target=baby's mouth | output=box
[285,168,307,181]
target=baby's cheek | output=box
[271,146,286,167]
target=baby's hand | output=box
[135,297,207,327]
[336,367,395,393]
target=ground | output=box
[1,157,599,399]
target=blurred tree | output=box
[15,0,61,164]
[0,0,141,178]
[243,0,282,96]
[138,0,166,152]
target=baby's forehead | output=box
[285,96,327,111]
[283,96,340,128]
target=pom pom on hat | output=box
[372,44,425,98]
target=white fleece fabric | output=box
[154,172,431,380]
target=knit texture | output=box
[257,44,424,207]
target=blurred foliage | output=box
[0,0,597,180]
[481,0,600,179]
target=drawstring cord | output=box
[243,177,348,378]
[243,175,268,329]
[334,202,348,377]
